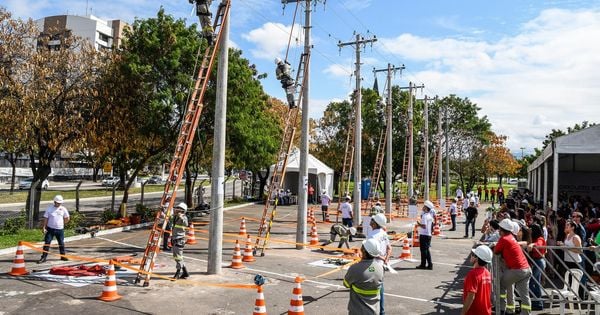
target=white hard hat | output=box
[469,197,476,203]
[499,219,513,232]
[349,227,357,235]
[471,245,493,263]
[174,202,188,213]
[510,221,520,235]
[423,200,434,210]
[373,213,387,227]
[522,199,529,204]
[53,195,64,203]
[274,57,282,64]
[362,239,381,257]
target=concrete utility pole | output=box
[207,5,229,275]
[282,0,317,250]
[444,105,450,198]
[436,96,443,204]
[338,33,377,225]
[408,83,414,199]
[423,96,429,200]
[373,64,403,217]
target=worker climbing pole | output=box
[134,0,231,287]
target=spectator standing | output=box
[38,195,70,263]
[477,185,482,199]
[484,186,489,202]
[527,223,546,311]
[464,198,479,238]
[494,219,532,315]
[308,183,315,204]
[461,245,493,315]
[320,190,331,222]
[416,200,435,270]
[490,187,496,204]
[343,239,384,315]
[449,198,457,231]
[557,220,582,270]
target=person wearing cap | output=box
[416,200,435,270]
[449,198,458,231]
[494,219,532,314]
[461,245,493,315]
[320,189,331,222]
[171,202,189,280]
[38,195,71,264]
[339,196,354,241]
[368,213,392,315]
[464,198,478,238]
[343,239,384,315]
[321,223,356,249]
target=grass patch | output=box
[0,229,76,249]
[0,185,169,204]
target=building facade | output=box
[35,14,127,50]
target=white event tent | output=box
[268,148,334,197]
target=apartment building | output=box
[35,14,127,50]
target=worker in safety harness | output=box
[171,202,190,280]
[321,224,357,249]
[189,0,214,45]
[274,57,296,109]
[343,238,384,315]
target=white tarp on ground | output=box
[269,148,334,197]
[527,125,600,206]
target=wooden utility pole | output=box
[338,33,377,224]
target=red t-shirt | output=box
[463,267,492,315]
[530,236,546,259]
[494,234,529,269]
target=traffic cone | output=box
[8,241,29,276]
[399,238,412,259]
[288,276,305,315]
[309,223,319,246]
[230,240,245,269]
[242,234,256,263]
[239,217,248,235]
[433,223,441,236]
[412,224,420,247]
[253,285,267,315]
[186,222,198,245]
[98,260,122,302]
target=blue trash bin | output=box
[361,179,371,200]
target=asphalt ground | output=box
[0,202,484,315]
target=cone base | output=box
[230,264,245,269]
[9,269,29,276]
[99,294,122,302]
[242,257,255,263]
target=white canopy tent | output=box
[527,125,600,210]
[268,148,334,197]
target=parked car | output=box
[507,178,518,185]
[147,175,164,184]
[18,177,49,190]
[102,176,120,187]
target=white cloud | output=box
[242,22,303,61]
[377,8,600,152]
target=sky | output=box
[4,0,600,155]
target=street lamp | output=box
[520,147,525,160]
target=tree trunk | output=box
[27,164,52,223]
[256,168,271,201]
[184,167,193,207]
[8,155,16,194]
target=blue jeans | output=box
[42,227,65,258]
[419,234,432,267]
[529,258,545,308]
[465,218,476,237]
[380,283,385,315]
[342,218,353,241]
[450,214,456,230]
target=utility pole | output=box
[444,105,450,198]
[373,64,404,218]
[207,3,229,275]
[408,83,414,200]
[436,96,443,205]
[338,33,376,224]
[423,96,429,200]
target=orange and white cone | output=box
[230,240,245,269]
[186,222,198,245]
[239,217,248,235]
[433,223,441,236]
[309,223,319,246]
[8,241,29,276]
[98,260,122,302]
[288,276,305,315]
[242,234,256,263]
[412,224,420,247]
[399,238,412,260]
[253,285,267,314]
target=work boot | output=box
[181,266,189,279]
[172,269,181,281]
[37,256,47,264]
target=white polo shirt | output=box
[44,204,70,229]
[419,211,433,236]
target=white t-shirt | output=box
[321,194,331,206]
[44,205,70,229]
[362,216,373,237]
[450,203,457,215]
[340,202,353,219]
[419,211,433,236]
[367,228,389,263]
